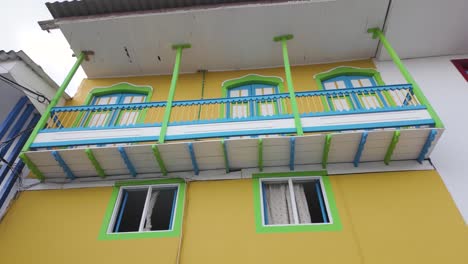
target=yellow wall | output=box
[70,59,376,106]
[0,170,467,264]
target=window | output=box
[84,93,147,127]
[227,84,280,118]
[451,59,468,82]
[253,172,341,233]
[261,177,329,225]
[322,75,383,111]
[99,179,185,240]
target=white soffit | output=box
[56,0,390,78]
[378,0,468,61]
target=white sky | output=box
[2,0,86,96]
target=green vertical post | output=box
[21,52,87,152]
[159,44,191,143]
[368,28,443,128]
[274,35,304,135]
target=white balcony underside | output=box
[32,109,432,147]
[25,127,444,180]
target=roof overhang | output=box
[40,0,390,78]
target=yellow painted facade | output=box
[0,170,467,264]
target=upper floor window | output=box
[315,67,390,111]
[222,74,285,119]
[451,59,468,82]
[82,83,152,128]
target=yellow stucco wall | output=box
[0,170,467,264]
[69,59,376,105]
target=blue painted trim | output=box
[0,104,34,158]
[221,140,230,173]
[315,180,328,223]
[114,190,128,232]
[41,122,163,133]
[376,91,389,108]
[289,137,295,171]
[51,151,75,180]
[303,119,435,133]
[0,114,40,184]
[300,105,426,117]
[0,160,25,209]
[261,183,269,225]
[353,132,368,167]
[0,96,28,140]
[169,188,178,229]
[31,136,159,148]
[168,114,294,126]
[417,129,438,164]
[118,147,137,177]
[187,143,199,175]
[51,101,167,113]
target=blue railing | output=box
[43,84,420,131]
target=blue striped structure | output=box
[417,129,438,164]
[353,131,368,167]
[52,151,76,180]
[289,137,295,171]
[187,143,199,175]
[118,147,137,177]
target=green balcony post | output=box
[159,44,191,144]
[274,35,304,136]
[368,28,443,128]
[21,51,88,153]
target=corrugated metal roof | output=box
[0,50,67,99]
[45,0,301,19]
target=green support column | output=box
[159,44,191,143]
[368,28,443,128]
[21,51,88,152]
[274,35,304,135]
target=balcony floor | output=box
[24,127,443,180]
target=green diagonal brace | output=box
[368,28,443,128]
[158,44,191,143]
[384,130,400,165]
[322,134,332,169]
[22,51,88,152]
[274,35,304,135]
[221,139,230,173]
[152,144,168,176]
[19,153,44,181]
[85,148,105,178]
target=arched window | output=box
[315,67,392,111]
[221,75,285,119]
[81,83,152,127]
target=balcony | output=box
[22,83,443,180]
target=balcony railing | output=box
[44,84,420,130]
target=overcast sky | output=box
[3,0,85,96]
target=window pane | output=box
[113,188,148,233]
[293,180,328,223]
[143,188,177,231]
[263,181,294,225]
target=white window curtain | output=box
[264,181,311,225]
[143,190,159,231]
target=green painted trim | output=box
[151,144,168,176]
[252,171,342,233]
[276,36,304,135]
[220,74,286,119]
[314,66,397,108]
[85,148,105,178]
[273,34,294,42]
[22,52,85,152]
[221,139,230,173]
[98,178,185,240]
[368,28,443,127]
[258,138,263,172]
[74,83,153,127]
[384,130,400,165]
[322,134,332,169]
[19,153,44,181]
[159,44,190,143]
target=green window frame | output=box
[252,171,341,233]
[314,67,397,111]
[98,178,185,240]
[74,83,153,128]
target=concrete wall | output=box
[375,55,468,223]
[0,170,466,264]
